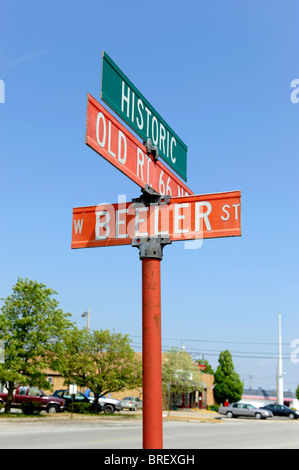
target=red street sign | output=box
[71,191,241,249]
[85,94,193,197]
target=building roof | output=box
[242,388,296,401]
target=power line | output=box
[129,340,294,360]
[129,334,292,346]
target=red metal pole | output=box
[142,257,163,449]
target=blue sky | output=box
[1,1,298,392]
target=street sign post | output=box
[72,191,241,249]
[74,54,242,449]
[101,51,188,182]
[72,190,241,448]
[85,94,192,197]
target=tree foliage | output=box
[213,350,243,404]
[162,347,203,409]
[55,327,142,412]
[0,278,72,412]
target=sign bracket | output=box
[132,235,171,261]
[143,138,159,161]
[131,184,170,207]
[131,185,172,259]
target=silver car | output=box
[218,403,273,420]
[120,396,143,411]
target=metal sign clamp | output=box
[144,138,159,161]
[132,184,170,207]
[131,184,171,260]
[132,235,171,260]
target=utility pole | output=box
[249,375,253,389]
[277,313,284,405]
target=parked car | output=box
[218,402,273,420]
[0,386,65,413]
[52,389,103,411]
[84,389,122,414]
[260,404,299,419]
[121,396,143,411]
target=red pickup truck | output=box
[0,386,65,413]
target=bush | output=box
[21,401,43,415]
[207,404,219,412]
[66,402,92,414]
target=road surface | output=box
[0,418,298,449]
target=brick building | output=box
[166,373,214,409]
[44,367,215,410]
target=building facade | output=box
[240,388,299,409]
[44,368,215,409]
[171,373,215,409]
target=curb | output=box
[0,410,222,424]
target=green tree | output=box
[296,384,299,401]
[0,278,73,413]
[213,350,243,404]
[162,347,203,410]
[56,327,142,413]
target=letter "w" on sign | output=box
[74,219,83,234]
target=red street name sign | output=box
[85,94,193,197]
[71,191,241,249]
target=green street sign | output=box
[100,51,188,182]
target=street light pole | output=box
[87,308,90,329]
[81,308,90,329]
